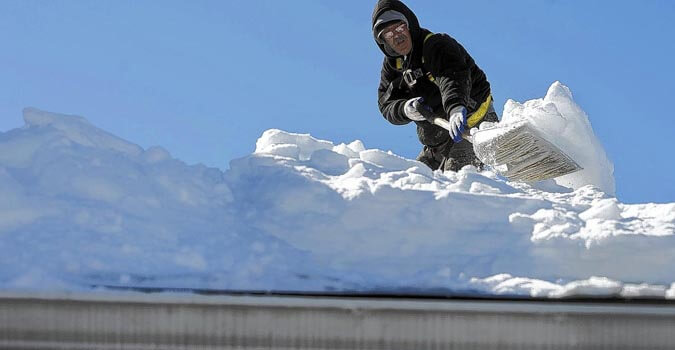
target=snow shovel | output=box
[417,107,582,182]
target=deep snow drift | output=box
[0,83,673,298]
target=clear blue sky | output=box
[1,0,673,203]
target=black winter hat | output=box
[371,0,421,57]
[373,10,408,42]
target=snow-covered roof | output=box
[0,83,672,298]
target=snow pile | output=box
[501,82,615,195]
[1,83,674,298]
[0,108,323,291]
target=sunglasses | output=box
[378,22,407,42]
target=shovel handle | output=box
[430,117,452,131]
[431,117,472,142]
[415,101,471,142]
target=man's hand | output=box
[448,105,467,142]
[403,97,427,122]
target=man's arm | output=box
[377,58,411,125]
[423,34,474,117]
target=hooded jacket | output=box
[372,0,491,147]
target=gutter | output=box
[2,290,674,349]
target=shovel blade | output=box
[472,121,582,182]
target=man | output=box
[372,0,499,171]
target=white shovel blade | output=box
[472,121,582,182]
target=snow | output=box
[0,83,673,298]
[501,82,615,195]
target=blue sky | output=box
[1,0,673,203]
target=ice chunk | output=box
[620,283,667,298]
[359,149,422,171]
[332,143,360,158]
[347,140,366,153]
[308,149,350,176]
[551,277,623,298]
[579,198,623,221]
[255,129,333,160]
[143,146,172,163]
[23,107,143,157]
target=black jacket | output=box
[373,0,491,147]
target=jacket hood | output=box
[372,0,421,58]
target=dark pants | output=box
[416,102,499,172]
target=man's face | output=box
[380,22,412,56]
